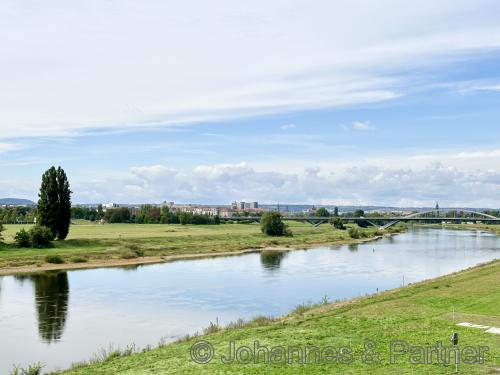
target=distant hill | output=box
[0,198,36,206]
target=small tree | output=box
[30,225,54,248]
[260,211,291,236]
[14,228,31,247]
[329,216,345,230]
[315,208,330,217]
[0,223,5,242]
[333,206,339,217]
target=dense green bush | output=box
[44,254,64,264]
[0,223,4,242]
[348,227,360,239]
[260,212,291,237]
[14,228,31,247]
[29,225,54,248]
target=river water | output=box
[0,227,498,372]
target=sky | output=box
[1,0,500,207]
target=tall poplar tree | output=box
[37,166,72,240]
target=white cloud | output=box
[71,160,500,207]
[1,1,500,138]
[449,79,500,93]
[351,121,375,131]
[280,123,296,130]
[0,142,23,153]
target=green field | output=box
[0,222,385,270]
[54,259,500,374]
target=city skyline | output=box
[1,1,500,207]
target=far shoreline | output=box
[0,234,386,276]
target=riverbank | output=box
[0,222,396,275]
[440,223,500,235]
[53,258,500,374]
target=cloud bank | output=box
[71,161,500,208]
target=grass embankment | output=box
[440,223,500,235]
[0,222,391,273]
[55,260,500,374]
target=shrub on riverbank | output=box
[13,226,54,248]
[386,223,407,233]
[70,256,88,263]
[260,212,292,236]
[14,228,31,247]
[347,226,373,239]
[45,254,64,264]
[29,226,54,248]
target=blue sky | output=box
[1,1,500,207]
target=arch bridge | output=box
[219,209,500,229]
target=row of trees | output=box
[71,205,104,221]
[0,206,36,223]
[312,207,364,217]
[104,206,221,225]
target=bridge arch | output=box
[380,209,498,230]
[405,209,498,220]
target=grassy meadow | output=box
[54,259,500,374]
[0,221,385,270]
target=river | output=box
[0,227,498,373]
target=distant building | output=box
[232,201,258,210]
[171,204,220,216]
[102,203,119,212]
[218,207,235,218]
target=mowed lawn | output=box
[56,260,500,375]
[0,222,377,269]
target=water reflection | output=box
[348,243,359,252]
[15,272,69,342]
[121,264,141,272]
[260,251,287,270]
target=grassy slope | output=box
[57,260,500,375]
[441,223,500,235]
[0,222,383,269]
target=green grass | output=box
[53,260,500,374]
[0,222,384,270]
[440,223,500,235]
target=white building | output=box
[232,201,258,210]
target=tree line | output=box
[0,206,36,223]
[103,206,221,225]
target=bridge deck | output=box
[220,216,500,223]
